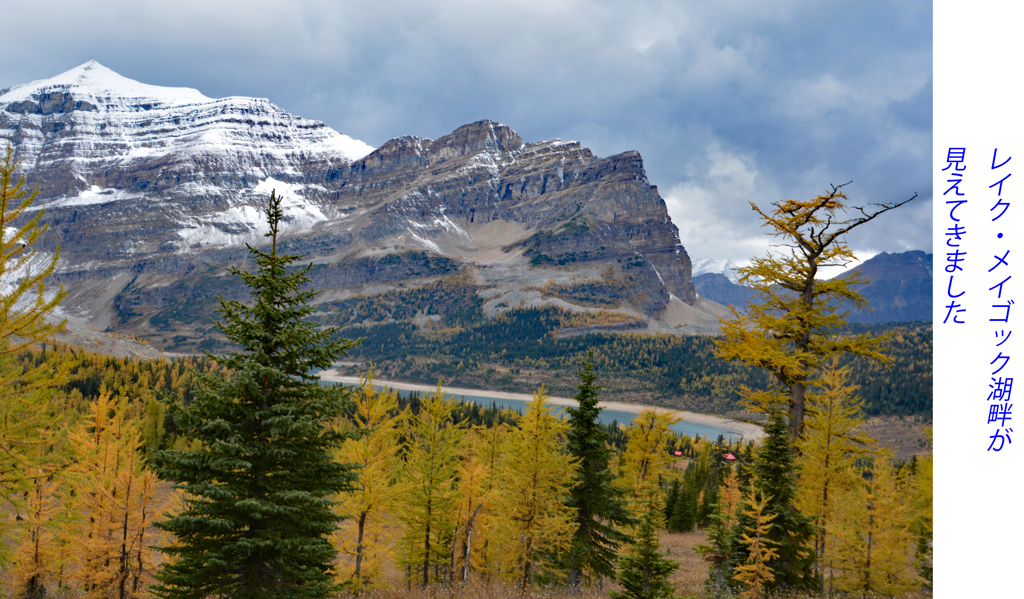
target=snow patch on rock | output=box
[175,178,329,250]
[691,257,742,283]
[0,61,376,169]
[1,227,57,299]
[40,185,140,209]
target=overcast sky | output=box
[0,0,931,273]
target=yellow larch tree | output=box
[694,465,743,597]
[455,421,510,583]
[398,384,466,588]
[617,409,679,521]
[733,490,779,599]
[795,358,875,579]
[0,143,70,565]
[0,143,65,356]
[63,391,162,599]
[720,468,742,529]
[492,386,578,589]
[6,433,67,599]
[829,452,919,596]
[910,428,933,585]
[331,372,405,591]
[713,184,914,441]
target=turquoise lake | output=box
[329,377,748,442]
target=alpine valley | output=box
[1,62,931,417]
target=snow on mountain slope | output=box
[691,258,741,283]
[0,61,373,193]
[0,60,209,106]
[0,227,57,302]
[176,178,330,250]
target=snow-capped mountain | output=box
[691,258,741,283]
[1,61,371,232]
[1,63,712,335]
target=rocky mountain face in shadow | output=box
[839,250,933,324]
[692,250,933,324]
[1,62,713,340]
[693,273,758,311]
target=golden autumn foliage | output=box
[618,409,680,521]
[719,469,742,529]
[0,143,65,358]
[910,429,933,582]
[733,491,779,599]
[795,359,875,577]
[0,167,932,598]
[62,391,164,598]
[0,144,71,565]
[398,384,466,588]
[332,371,406,590]
[491,387,578,589]
[714,184,913,440]
[7,459,65,597]
[828,453,919,596]
[455,422,510,582]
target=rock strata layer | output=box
[1,62,705,335]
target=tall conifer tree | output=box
[153,191,360,599]
[795,359,873,581]
[331,371,404,590]
[494,386,578,589]
[562,354,632,587]
[610,491,678,599]
[733,491,779,599]
[618,409,679,520]
[734,410,815,594]
[910,431,933,587]
[65,391,162,598]
[0,143,69,564]
[829,453,919,596]
[713,184,914,441]
[455,422,509,582]
[398,385,465,588]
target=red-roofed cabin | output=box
[673,451,683,456]
[723,453,737,461]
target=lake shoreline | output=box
[318,370,764,440]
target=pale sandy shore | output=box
[319,369,763,440]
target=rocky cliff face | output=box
[1,62,705,337]
[839,250,933,324]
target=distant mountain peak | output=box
[691,258,741,283]
[693,250,932,324]
[0,61,211,107]
[1,62,375,179]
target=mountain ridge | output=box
[2,62,717,342]
[693,250,933,324]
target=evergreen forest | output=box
[326,301,931,419]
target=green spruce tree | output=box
[562,354,632,587]
[663,480,680,525]
[611,491,678,599]
[734,409,816,594]
[695,499,741,598]
[153,191,360,599]
[668,484,696,533]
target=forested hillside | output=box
[140,262,933,420]
[327,304,932,418]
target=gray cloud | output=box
[1,0,931,267]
